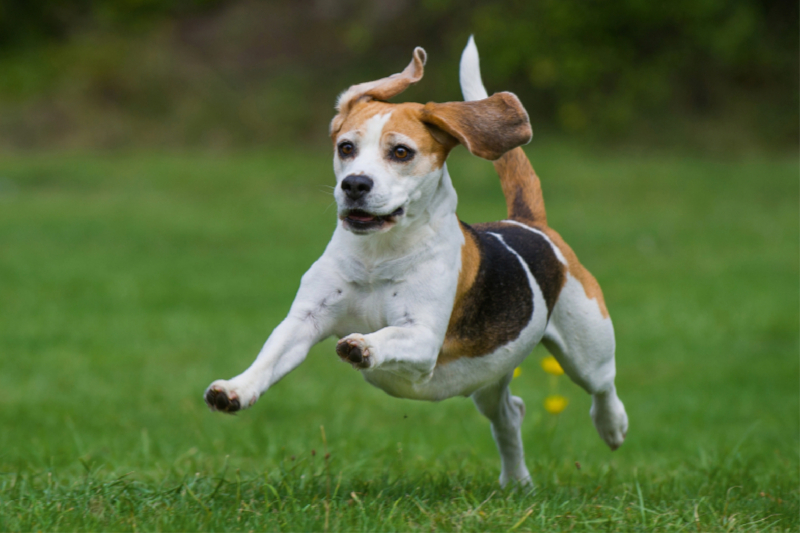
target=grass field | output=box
[0,143,797,531]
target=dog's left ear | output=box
[420,92,532,160]
[330,47,427,136]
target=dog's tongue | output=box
[348,211,377,222]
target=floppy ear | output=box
[419,92,532,160]
[330,47,427,136]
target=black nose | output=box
[341,175,373,200]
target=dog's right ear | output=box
[330,47,427,137]
[420,92,532,160]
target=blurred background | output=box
[0,0,797,152]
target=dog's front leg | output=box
[204,265,343,413]
[204,317,321,413]
[336,325,441,382]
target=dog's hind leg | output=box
[542,268,628,450]
[471,371,531,487]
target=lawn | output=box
[0,143,797,531]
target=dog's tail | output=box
[459,36,489,101]
[460,36,548,227]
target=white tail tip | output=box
[460,35,489,102]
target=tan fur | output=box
[493,147,547,226]
[439,224,482,363]
[383,105,453,168]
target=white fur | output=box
[472,371,530,486]
[206,38,627,487]
[542,274,628,449]
[460,36,489,101]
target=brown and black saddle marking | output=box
[439,221,565,363]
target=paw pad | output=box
[205,387,241,413]
[336,338,371,369]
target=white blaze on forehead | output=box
[360,112,392,147]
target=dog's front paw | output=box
[336,334,373,369]
[204,380,255,414]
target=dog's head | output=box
[330,47,532,235]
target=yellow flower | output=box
[544,395,568,414]
[541,355,564,376]
[513,367,522,379]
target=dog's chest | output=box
[334,279,402,334]
[330,230,462,337]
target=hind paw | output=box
[591,391,628,450]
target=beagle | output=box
[205,37,628,486]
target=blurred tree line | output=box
[0,0,796,151]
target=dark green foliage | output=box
[467,0,798,139]
[0,0,796,149]
[0,0,222,46]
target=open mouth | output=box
[342,207,405,233]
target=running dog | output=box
[205,37,628,486]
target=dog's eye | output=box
[338,142,355,158]
[391,145,413,161]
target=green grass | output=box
[0,144,797,531]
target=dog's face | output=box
[332,100,450,235]
[329,47,532,236]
